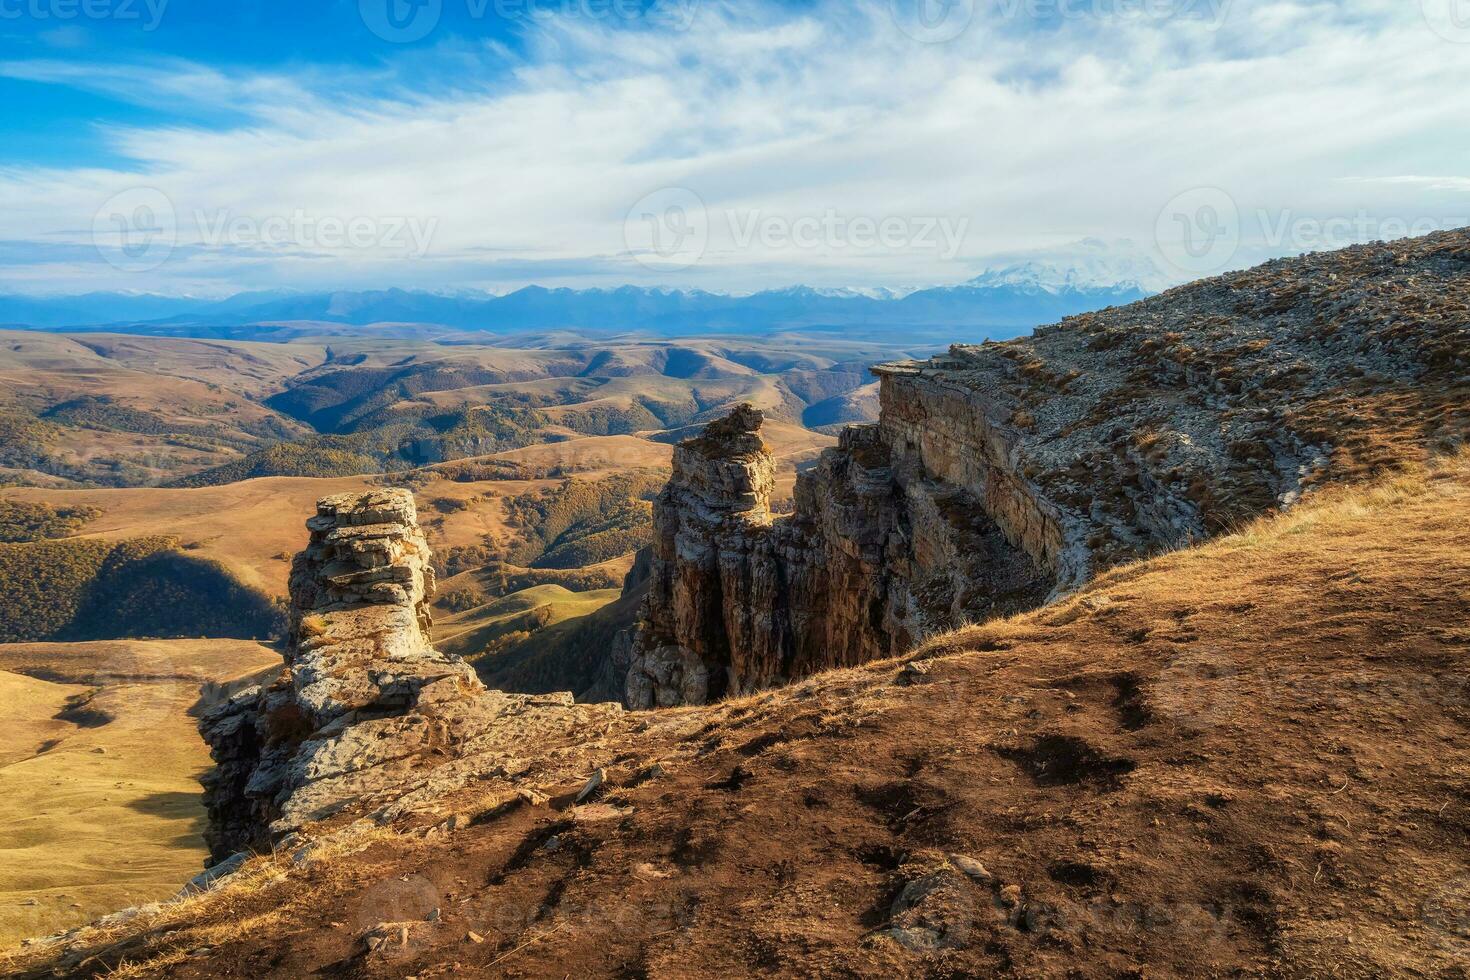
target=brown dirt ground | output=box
[7,456,1470,978]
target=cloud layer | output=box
[2,0,1468,296]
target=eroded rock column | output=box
[625,405,778,708]
[623,400,1052,710]
[199,489,623,861]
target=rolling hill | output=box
[7,448,1467,978]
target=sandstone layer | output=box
[199,489,622,861]
[626,231,1470,707]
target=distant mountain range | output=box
[0,263,1156,341]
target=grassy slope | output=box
[0,434,669,598]
[58,335,329,399]
[0,641,280,950]
[434,584,623,661]
[0,332,315,486]
[0,478,378,596]
[12,453,1467,976]
[479,569,648,700]
[428,434,673,477]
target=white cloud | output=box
[1342,175,1470,193]
[2,0,1468,295]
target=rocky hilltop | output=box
[7,232,1470,980]
[199,489,624,860]
[11,447,1470,978]
[626,231,1470,706]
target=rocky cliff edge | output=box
[198,489,625,861]
[625,231,1470,707]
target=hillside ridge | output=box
[7,446,1469,978]
[4,232,1469,977]
[620,230,1470,706]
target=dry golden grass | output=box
[434,584,622,660]
[12,451,1463,977]
[0,671,88,769]
[0,477,379,595]
[1,439,669,598]
[0,331,318,485]
[0,641,279,949]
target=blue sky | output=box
[2,0,1469,296]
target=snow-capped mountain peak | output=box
[965,240,1170,294]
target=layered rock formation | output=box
[626,231,1470,708]
[625,406,781,708]
[624,407,1050,709]
[200,490,623,860]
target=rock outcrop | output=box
[200,490,623,861]
[624,407,1050,709]
[625,405,777,707]
[626,231,1470,708]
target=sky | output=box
[1,0,1468,297]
